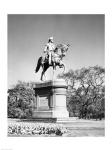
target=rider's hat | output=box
[48,36,53,41]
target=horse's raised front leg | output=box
[61,63,65,73]
[53,62,56,80]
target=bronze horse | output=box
[35,44,70,80]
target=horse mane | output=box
[56,44,65,49]
[56,43,70,48]
[56,43,70,55]
[54,44,70,60]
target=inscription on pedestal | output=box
[38,96,49,110]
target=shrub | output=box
[8,81,35,119]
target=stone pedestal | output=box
[32,79,69,119]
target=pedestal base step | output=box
[56,117,78,123]
[23,118,57,123]
[33,110,53,118]
[33,109,69,119]
[16,117,78,123]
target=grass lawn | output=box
[8,118,105,137]
[61,119,105,137]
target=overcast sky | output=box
[8,14,104,88]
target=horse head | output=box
[56,43,70,58]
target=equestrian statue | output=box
[35,37,70,80]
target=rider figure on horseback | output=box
[43,36,55,65]
[35,38,70,80]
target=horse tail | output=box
[35,57,42,73]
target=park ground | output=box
[8,118,105,137]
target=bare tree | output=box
[58,66,105,120]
